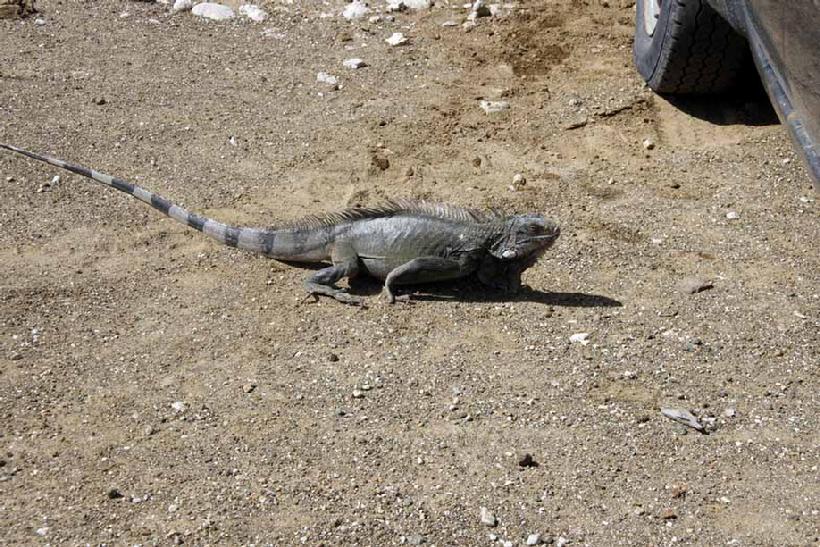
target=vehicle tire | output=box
[633,0,749,94]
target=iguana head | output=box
[490,214,560,261]
[478,214,560,293]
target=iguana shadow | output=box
[346,277,622,308]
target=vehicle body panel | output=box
[708,0,819,185]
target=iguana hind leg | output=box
[383,257,463,303]
[303,244,363,305]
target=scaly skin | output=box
[1,143,560,304]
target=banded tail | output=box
[1,143,275,254]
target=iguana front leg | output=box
[303,244,363,305]
[383,257,465,303]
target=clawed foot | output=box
[303,287,365,306]
[382,287,412,304]
[332,290,365,306]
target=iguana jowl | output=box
[1,143,560,304]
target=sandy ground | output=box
[1,0,818,545]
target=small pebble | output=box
[569,332,590,345]
[172,0,192,12]
[352,389,364,399]
[556,537,570,547]
[35,527,49,536]
[343,58,368,69]
[239,4,268,22]
[242,383,256,393]
[34,17,46,26]
[342,0,369,19]
[171,401,186,413]
[407,534,426,545]
[317,72,339,86]
[478,100,510,114]
[642,138,656,150]
[726,211,740,220]
[512,173,527,189]
[661,407,704,431]
[527,533,542,545]
[660,508,678,519]
[723,407,736,418]
[191,2,235,21]
[479,506,497,527]
[677,277,713,295]
[107,488,124,500]
[385,32,409,46]
[328,353,339,362]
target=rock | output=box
[642,138,656,150]
[191,3,235,21]
[342,1,370,20]
[677,277,713,295]
[107,488,125,500]
[385,32,409,46]
[563,116,588,130]
[442,20,458,26]
[527,533,542,545]
[171,401,186,413]
[670,483,688,499]
[407,534,426,545]
[143,425,157,437]
[518,452,538,468]
[661,407,704,432]
[343,58,368,69]
[478,100,510,114]
[35,527,49,537]
[569,332,590,345]
[726,211,740,220]
[660,508,678,519]
[502,541,514,547]
[388,0,432,9]
[239,4,267,21]
[723,407,736,418]
[479,506,497,527]
[468,0,492,19]
[242,383,256,393]
[34,16,46,25]
[556,538,570,547]
[352,389,364,399]
[512,173,527,189]
[328,353,339,362]
[172,0,193,11]
[317,72,339,87]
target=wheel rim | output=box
[643,0,661,36]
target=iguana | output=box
[1,143,560,304]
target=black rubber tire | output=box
[633,0,749,94]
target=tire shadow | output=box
[662,70,779,127]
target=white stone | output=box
[569,332,590,345]
[478,100,510,114]
[34,17,46,25]
[726,211,740,220]
[171,401,187,413]
[479,506,497,527]
[239,4,268,21]
[527,533,542,545]
[342,1,370,20]
[385,32,409,46]
[192,2,235,21]
[343,58,368,69]
[388,0,432,10]
[172,0,193,12]
[317,72,339,86]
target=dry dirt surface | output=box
[1,0,818,545]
